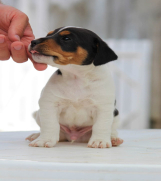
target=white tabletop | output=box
[0,130,161,181]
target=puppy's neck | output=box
[57,64,95,79]
[56,63,111,82]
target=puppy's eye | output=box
[61,36,71,41]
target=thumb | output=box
[8,13,29,42]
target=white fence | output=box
[0,40,151,131]
[108,40,152,129]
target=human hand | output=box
[0,4,47,71]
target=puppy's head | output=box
[29,26,118,66]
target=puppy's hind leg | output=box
[25,111,41,142]
[111,111,123,146]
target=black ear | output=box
[93,38,118,66]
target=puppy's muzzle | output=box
[29,38,46,55]
[30,39,41,48]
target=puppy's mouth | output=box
[30,49,47,56]
[29,45,59,65]
[29,49,58,59]
[30,50,41,55]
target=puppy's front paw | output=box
[88,137,112,148]
[111,137,123,146]
[29,137,58,148]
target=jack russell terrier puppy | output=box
[26,26,123,148]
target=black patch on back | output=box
[114,109,119,117]
[56,69,62,75]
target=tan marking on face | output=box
[67,57,73,60]
[36,39,88,65]
[47,30,55,36]
[59,30,71,36]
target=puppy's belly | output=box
[59,100,96,142]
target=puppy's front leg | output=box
[88,103,114,148]
[29,97,60,148]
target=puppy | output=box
[26,26,123,148]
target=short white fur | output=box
[27,27,122,148]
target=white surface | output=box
[0,130,161,180]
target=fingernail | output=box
[0,37,4,43]
[15,35,20,41]
[14,44,22,50]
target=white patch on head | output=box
[57,26,83,34]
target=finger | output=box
[33,62,48,71]
[8,12,29,42]
[11,41,28,63]
[0,35,10,60]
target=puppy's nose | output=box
[31,38,45,48]
[31,40,39,48]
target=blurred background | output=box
[0,0,160,131]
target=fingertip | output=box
[0,34,6,38]
[8,34,21,42]
[14,35,21,41]
[11,41,24,50]
[11,41,28,63]
[33,62,48,71]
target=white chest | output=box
[59,98,97,127]
[51,73,94,101]
[43,66,114,127]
